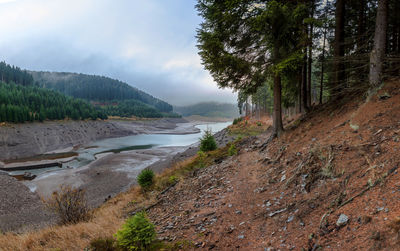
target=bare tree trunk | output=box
[307,1,315,108]
[369,0,388,88]
[319,25,327,105]
[273,73,283,137]
[302,47,309,112]
[357,0,366,53]
[333,0,345,96]
[297,73,302,113]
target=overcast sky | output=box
[0,0,237,106]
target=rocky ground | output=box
[143,81,400,250]
[0,173,56,232]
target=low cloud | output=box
[0,0,236,106]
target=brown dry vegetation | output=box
[1,80,400,250]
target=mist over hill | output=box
[174,102,239,118]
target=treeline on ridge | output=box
[0,82,107,123]
[101,99,181,118]
[0,62,179,122]
[31,72,174,113]
[0,61,34,86]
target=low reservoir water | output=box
[10,121,231,176]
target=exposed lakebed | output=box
[22,121,231,203]
[8,121,230,177]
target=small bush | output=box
[256,121,262,126]
[199,129,217,152]
[137,168,155,190]
[232,117,243,125]
[168,175,179,184]
[115,212,156,251]
[42,185,91,225]
[89,237,117,251]
[196,150,207,168]
[228,144,237,156]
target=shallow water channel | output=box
[10,122,231,177]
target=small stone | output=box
[287,215,294,223]
[379,92,391,100]
[370,231,381,240]
[235,210,242,215]
[336,214,349,227]
[280,175,286,182]
[238,235,245,239]
[357,215,372,224]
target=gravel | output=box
[0,175,56,232]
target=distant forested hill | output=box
[0,61,34,86]
[174,102,239,118]
[0,82,107,123]
[0,62,107,123]
[31,71,173,113]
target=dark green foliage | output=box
[101,100,163,118]
[0,82,107,123]
[115,212,156,251]
[232,117,243,125]
[0,61,34,86]
[199,129,217,152]
[174,102,239,118]
[32,71,173,112]
[137,168,155,190]
[228,143,237,156]
[89,238,117,251]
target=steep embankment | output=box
[0,118,188,161]
[144,81,400,250]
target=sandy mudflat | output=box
[29,146,187,207]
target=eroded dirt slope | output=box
[146,81,400,250]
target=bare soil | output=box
[144,80,400,250]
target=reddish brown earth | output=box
[146,80,400,250]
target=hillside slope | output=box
[146,80,400,250]
[31,71,173,113]
[174,102,239,118]
[1,80,399,250]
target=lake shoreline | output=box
[0,118,192,162]
[0,119,233,232]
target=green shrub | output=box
[89,237,116,251]
[115,212,156,251]
[137,168,155,190]
[196,150,207,168]
[232,117,243,125]
[168,175,179,184]
[256,121,262,126]
[199,129,217,152]
[228,144,237,156]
